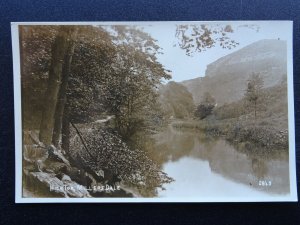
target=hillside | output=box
[159,81,195,119]
[181,39,287,105]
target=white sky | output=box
[142,21,292,82]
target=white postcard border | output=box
[11,21,297,203]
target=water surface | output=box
[152,125,289,198]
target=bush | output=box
[70,126,174,191]
[194,103,215,119]
[194,92,216,120]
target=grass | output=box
[171,116,288,150]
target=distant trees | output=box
[244,73,264,120]
[194,92,216,119]
[213,100,246,120]
[159,81,195,119]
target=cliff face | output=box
[182,39,287,105]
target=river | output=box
[151,125,290,199]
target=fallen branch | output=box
[70,121,95,159]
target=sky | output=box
[141,21,292,82]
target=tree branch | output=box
[70,121,95,159]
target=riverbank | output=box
[171,118,288,150]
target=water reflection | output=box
[152,125,289,197]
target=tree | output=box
[39,26,77,145]
[52,28,78,147]
[244,73,264,120]
[175,23,260,56]
[194,92,216,119]
[60,26,116,152]
[100,26,171,140]
[20,26,59,129]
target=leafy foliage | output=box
[100,27,171,139]
[244,73,264,119]
[67,26,116,123]
[175,24,239,56]
[194,92,216,119]
[213,100,246,120]
[20,26,59,128]
[20,25,116,126]
[70,126,174,191]
[159,81,195,119]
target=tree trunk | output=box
[52,36,76,147]
[61,104,70,153]
[39,27,74,145]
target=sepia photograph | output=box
[12,21,297,202]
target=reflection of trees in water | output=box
[149,127,195,166]
[233,142,289,161]
[151,126,290,194]
[206,140,289,194]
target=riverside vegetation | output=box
[172,76,288,150]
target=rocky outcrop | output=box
[181,39,287,105]
[22,130,147,198]
[22,131,91,197]
[24,171,91,197]
[205,39,286,81]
